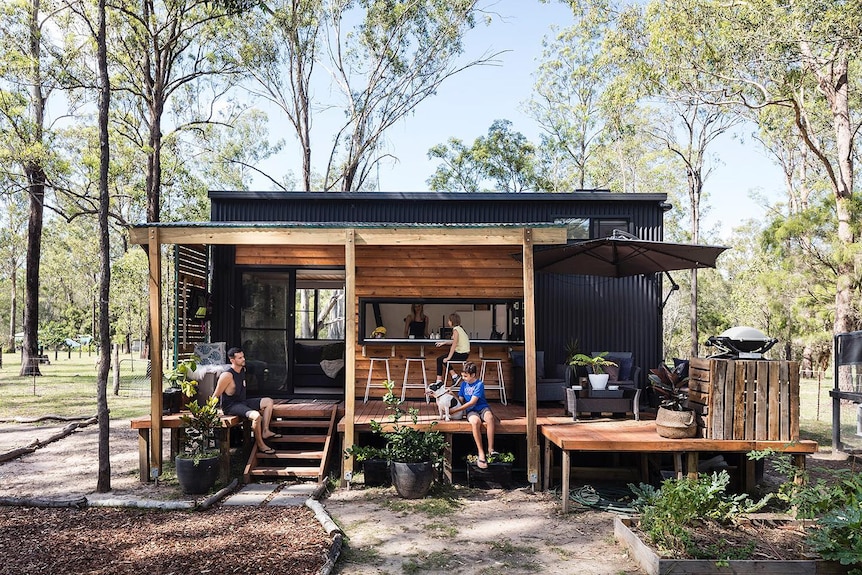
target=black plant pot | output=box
[175,454,219,494]
[467,462,512,489]
[362,458,390,487]
[390,461,434,499]
[163,388,183,414]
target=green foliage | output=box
[629,471,771,556]
[178,378,220,463]
[427,120,549,193]
[343,444,386,462]
[369,380,446,465]
[568,352,616,375]
[807,505,862,570]
[647,362,689,411]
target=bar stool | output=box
[480,355,507,405]
[401,357,429,402]
[364,356,392,403]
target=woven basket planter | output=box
[655,407,698,439]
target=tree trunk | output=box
[8,268,16,352]
[95,0,112,493]
[19,0,45,377]
[20,165,45,377]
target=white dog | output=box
[428,380,464,421]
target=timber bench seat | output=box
[130,413,247,484]
[541,420,818,513]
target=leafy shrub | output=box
[629,471,770,557]
[808,504,862,573]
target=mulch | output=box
[0,506,330,575]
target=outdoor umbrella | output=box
[530,233,729,277]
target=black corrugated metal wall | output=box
[209,191,670,387]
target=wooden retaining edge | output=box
[614,516,851,575]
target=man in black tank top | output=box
[213,347,279,455]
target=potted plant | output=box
[368,380,446,498]
[344,444,389,487]
[648,362,697,438]
[175,376,222,494]
[568,352,617,390]
[163,357,197,414]
[466,451,515,489]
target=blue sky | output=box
[256,0,785,241]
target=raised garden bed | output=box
[614,516,851,575]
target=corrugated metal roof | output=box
[207,190,669,202]
[131,221,566,229]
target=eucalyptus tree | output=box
[0,0,78,375]
[427,120,548,193]
[107,0,247,223]
[597,0,742,356]
[639,0,862,339]
[526,13,614,190]
[0,192,27,351]
[240,0,499,191]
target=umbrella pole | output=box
[661,271,680,310]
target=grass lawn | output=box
[799,375,861,452]
[0,352,151,421]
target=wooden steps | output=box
[243,405,338,483]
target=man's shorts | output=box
[223,397,263,418]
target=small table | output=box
[130,413,246,483]
[565,386,641,421]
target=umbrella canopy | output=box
[531,235,729,277]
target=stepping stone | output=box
[222,483,277,506]
[268,483,317,507]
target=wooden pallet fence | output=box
[687,357,800,441]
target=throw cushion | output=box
[294,343,321,365]
[605,355,633,381]
[194,342,225,365]
[604,365,620,381]
[321,341,345,361]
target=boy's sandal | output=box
[476,459,488,469]
[259,447,277,455]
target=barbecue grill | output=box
[704,326,778,359]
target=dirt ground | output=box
[0,418,858,575]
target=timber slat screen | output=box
[176,245,209,357]
[688,357,800,441]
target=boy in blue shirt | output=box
[449,361,496,469]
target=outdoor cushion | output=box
[194,342,225,365]
[294,342,321,365]
[604,365,620,381]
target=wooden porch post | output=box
[343,229,357,483]
[148,228,164,479]
[523,229,539,486]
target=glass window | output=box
[295,287,345,340]
[593,219,631,238]
[555,218,589,241]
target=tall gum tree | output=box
[240,0,499,191]
[0,0,70,375]
[639,0,861,339]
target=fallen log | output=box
[0,414,95,424]
[197,478,239,510]
[87,498,195,510]
[0,444,39,463]
[0,417,98,462]
[0,496,87,508]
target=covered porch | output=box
[129,223,565,486]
